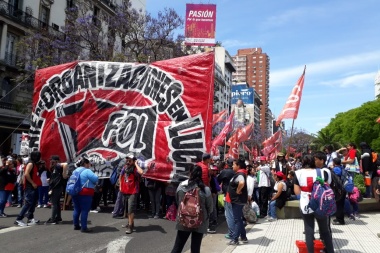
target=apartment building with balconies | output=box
[232,47,270,135]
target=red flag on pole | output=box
[226,123,254,146]
[262,131,282,147]
[227,131,239,159]
[252,146,258,159]
[212,109,227,126]
[276,67,306,126]
[211,111,235,154]
[243,144,251,153]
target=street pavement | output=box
[1,204,380,253]
[198,212,380,253]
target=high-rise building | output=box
[232,48,270,135]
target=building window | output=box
[93,5,100,26]
[40,5,50,29]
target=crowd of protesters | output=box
[1,141,379,252]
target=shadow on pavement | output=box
[90,225,120,233]
[134,224,167,233]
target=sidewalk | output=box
[201,212,380,253]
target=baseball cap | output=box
[126,153,135,160]
[211,166,218,171]
[277,152,285,157]
[202,153,211,160]
[260,156,267,161]
[276,171,285,179]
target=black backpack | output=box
[330,171,344,201]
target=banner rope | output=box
[0,113,31,149]
[0,71,35,103]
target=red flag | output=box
[276,67,306,126]
[237,123,254,143]
[287,146,296,154]
[227,131,239,159]
[243,144,251,153]
[226,123,254,146]
[252,146,258,159]
[211,111,235,152]
[212,109,227,126]
[376,117,380,124]
[262,131,282,147]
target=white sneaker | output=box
[90,210,99,213]
[37,205,42,208]
[265,216,272,221]
[43,205,49,208]
[27,218,40,225]
[14,220,27,227]
[267,217,277,222]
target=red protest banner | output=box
[31,53,215,182]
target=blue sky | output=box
[146,0,380,135]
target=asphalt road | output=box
[0,204,230,253]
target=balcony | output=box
[0,0,65,40]
[0,101,15,110]
[4,51,17,67]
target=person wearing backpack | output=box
[330,158,347,225]
[294,153,334,253]
[14,151,43,227]
[171,165,213,253]
[71,157,98,232]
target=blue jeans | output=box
[0,190,11,214]
[38,186,49,205]
[365,171,373,197]
[224,201,234,237]
[268,200,277,218]
[72,195,93,229]
[17,187,38,220]
[17,183,24,205]
[112,190,124,217]
[231,203,247,241]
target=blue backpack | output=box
[66,168,85,196]
[308,168,337,217]
[341,168,354,193]
[109,166,118,185]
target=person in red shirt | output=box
[197,153,211,187]
[14,151,43,226]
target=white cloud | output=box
[321,72,376,88]
[270,50,380,87]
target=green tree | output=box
[311,128,342,151]
[320,99,380,151]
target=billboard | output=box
[185,4,216,46]
[231,85,254,104]
[30,53,215,182]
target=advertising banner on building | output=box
[231,85,254,104]
[30,53,215,182]
[185,4,216,46]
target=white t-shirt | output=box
[295,168,331,214]
[258,165,271,187]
